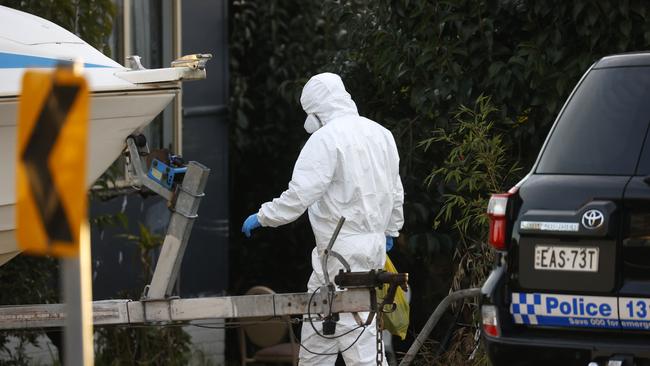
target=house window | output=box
[98,0,182,190]
[115,0,180,152]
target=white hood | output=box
[299,72,358,125]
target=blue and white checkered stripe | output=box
[510,293,543,325]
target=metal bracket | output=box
[170,207,199,220]
[144,161,210,299]
[321,217,348,285]
[171,53,212,70]
[334,269,409,326]
[177,185,206,198]
[123,135,211,300]
[125,136,174,201]
[116,54,212,84]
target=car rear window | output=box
[536,67,650,175]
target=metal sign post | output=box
[61,222,94,366]
[16,63,92,365]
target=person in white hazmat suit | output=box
[241,72,404,366]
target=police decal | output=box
[510,293,620,329]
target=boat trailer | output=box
[0,134,515,365]
[0,135,408,332]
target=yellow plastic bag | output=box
[378,255,410,340]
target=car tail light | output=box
[487,188,516,250]
[481,305,500,337]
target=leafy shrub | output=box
[0,0,115,54]
[413,96,519,365]
[422,95,520,290]
[94,325,190,366]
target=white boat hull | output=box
[0,5,215,266]
[0,89,176,265]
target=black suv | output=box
[481,53,650,366]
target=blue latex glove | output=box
[386,236,394,252]
[242,214,261,238]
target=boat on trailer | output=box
[0,5,210,266]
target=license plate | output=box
[534,245,599,272]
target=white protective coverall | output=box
[256,73,404,366]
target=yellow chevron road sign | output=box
[16,66,89,257]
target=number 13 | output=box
[626,300,648,318]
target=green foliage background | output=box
[230,0,650,363]
[2,0,650,364]
[0,0,114,54]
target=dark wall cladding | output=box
[90,0,229,299]
[179,0,229,297]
